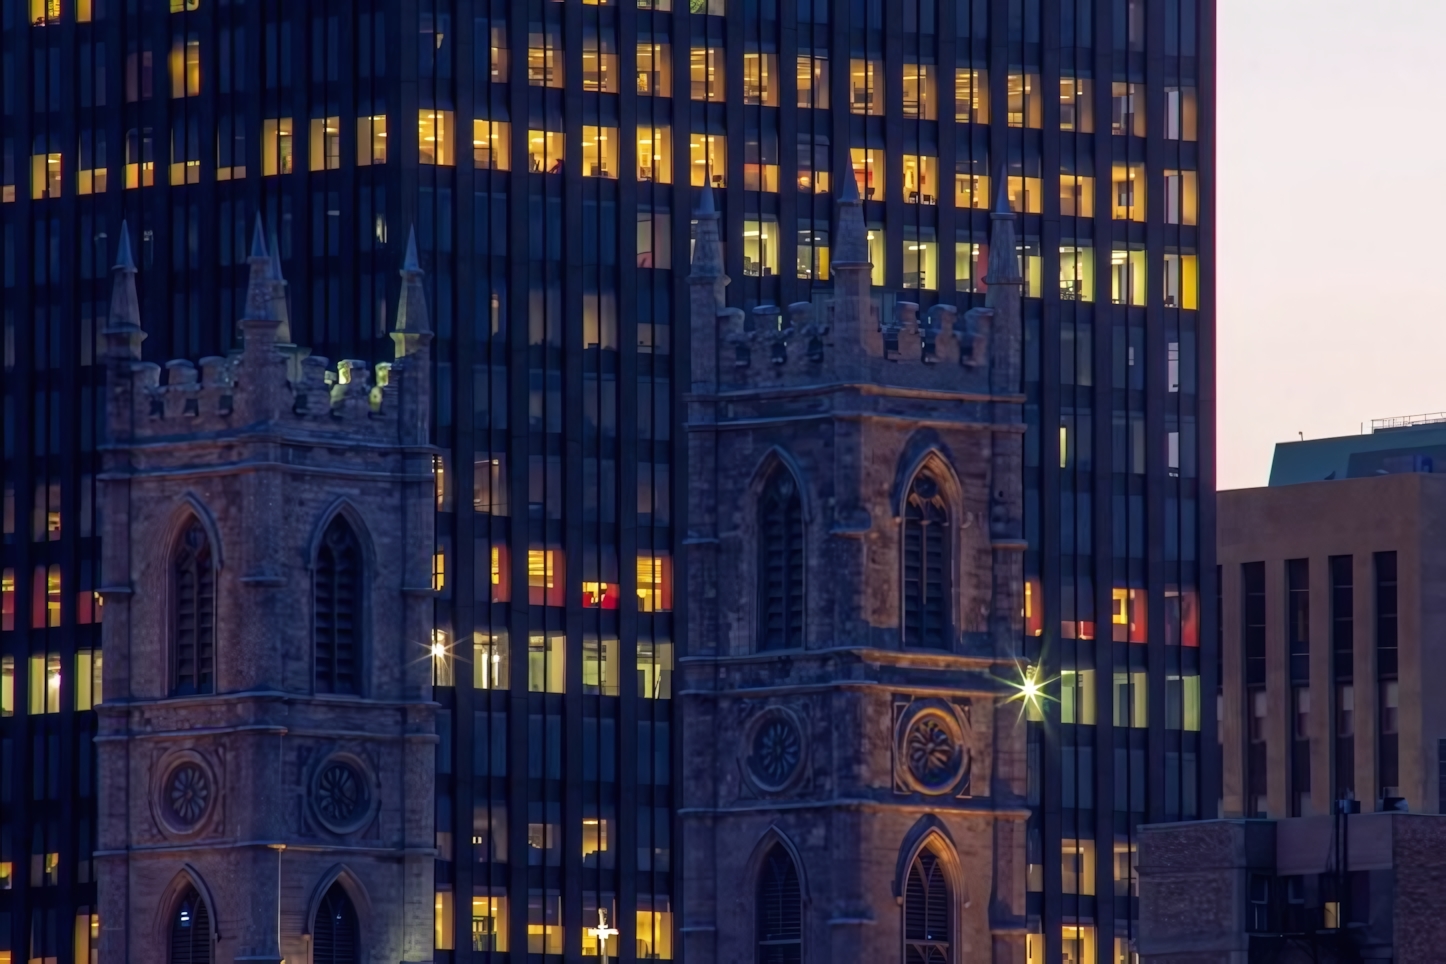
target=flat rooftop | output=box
[1269,415,1446,486]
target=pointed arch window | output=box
[902,474,950,648]
[758,468,805,650]
[313,881,361,964]
[169,884,212,964]
[756,844,802,964]
[904,849,951,964]
[172,520,216,696]
[315,516,363,694]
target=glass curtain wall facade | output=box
[0,0,1213,962]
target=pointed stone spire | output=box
[267,229,293,344]
[104,222,145,360]
[688,186,724,283]
[833,165,869,267]
[242,215,275,322]
[392,226,433,359]
[985,173,1023,287]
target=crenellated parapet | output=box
[102,218,431,449]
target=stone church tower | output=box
[94,222,438,963]
[679,174,1030,964]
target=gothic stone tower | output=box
[680,175,1029,964]
[94,223,438,964]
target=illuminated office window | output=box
[582,30,618,92]
[261,119,294,176]
[1060,245,1095,302]
[637,640,673,699]
[1112,586,1148,641]
[528,633,566,693]
[30,0,60,25]
[473,121,510,171]
[637,125,671,183]
[902,154,938,205]
[29,653,61,714]
[637,42,672,96]
[0,655,11,717]
[582,636,619,696]
[744,131,778,192]
[1008,71,1042,128]
[169,117,200,185]
[1163,251,1199,310]
[742,218,779,278]
[902,229,937,290]
[690,45,725,101]
[170,34,201,97]
[78,130,107,194]
[1164,169,1198,225]
[955,68,989,123]
[902,63,936,119]
[1060,174,1095,217]
[419,110,455,165]
[1113,671,1148,729]
[1112,163,1146,221]
[528,130,565,173]
[1060,669,1096,724]
[1060,76,1093,132]
[797,222,829,281]
[170,0,200,9]
[75,650,102,711]
[357,115,388,166]
[865,226,885,286]
[529,29,564,87]
[31,150,61,200]
[689,134,726,187]
[0,571,12,632]
[1112,82,1146,136]
[849,59,883,115]
[1062,926,1097,964]
[743,51,779,106]
[528,549,565,606]
[472,896,510,953]
[309,116,341,171]
[636,908,673,960]
[637,554,673,612]
[850,147,884,199]
[1061,839,1095,895]
[1007,175,1043,214]
[582,126,618,178]
[473,632,510,690]
[955,164,989,210]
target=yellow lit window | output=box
[527,895,564,955]
[1062,925,1097,964]
[1060,669,1096,724]
[419,109,455,166]
[690,45,725,102]
[473,632,510,690]
[582,31,618,92]
[0,656,12,717]
[29,652,60,714]
[0,571,12,633]
[637,640,673,699]
[636,909,674,960]
[580,902,618,956]
[528,549,565,606]
[850,146,884,199]
[1007,175,1042,214]
[44,565,61,629]
[1061,839,1096,895]
[954,241,981,293]
[473,120,510,171]
[744,140,778,192]
[742,218,779,278]
[637,125,671,183]
[1166,85,1199,141]
[43,851,59,886]
[1060,174,1094,217]
[528,30,564,88]
[582,636,619,696]
[849,59,883,115]
[1111,247,1146,306]
[637,554,673,612]
[1167,672,1201,731]
[472,896,509,953]
[31,152,61,200]
[488,25,511,82]
[528,130,565,173]
[75,649,102,711]
[1164,169,1198,225]
[1007,71,1042,128]
[1060,76,1093,132]
[1112,163,1146,221]
[432,549,446,592]
[30,0,60,25]
[74,910,100,964]
[528,633,566,694]
[356,115,387,166]
[431,629,455,686]
[955,67,989,123]
[689,133,726,188]
[309,116,341,171]
[743,51,779,106]
[954,166,989,210]
[78,131,106,195]
[1112,82,1146,136]
[170,0,201,9]
[902,63,936,119]
[0,860,10,889]
[582,126,618,178]
[902,154,938,205]
[902,233,937,290]
[77,0,92,19]
[1112,587,1147,641]
[1060,245,1095,303]
[169,34,201,98]
[1164,252,1199,310]
[261,119,294,176]
[797,52,829,109]
[435,890,455,951]
[637,42,672,96]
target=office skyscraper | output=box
[0,0,1213,960]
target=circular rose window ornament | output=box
[153,751,219,838]
[311,756,376,834]
[895,702,971,796]
[743,707,807,794]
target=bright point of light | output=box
[431,641,446,658]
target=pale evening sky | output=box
[1216,0,1446,489]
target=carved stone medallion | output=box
[153,749,220,838]
[311,754,376,834]
[894,699,972,797]
[742,706,807,794]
